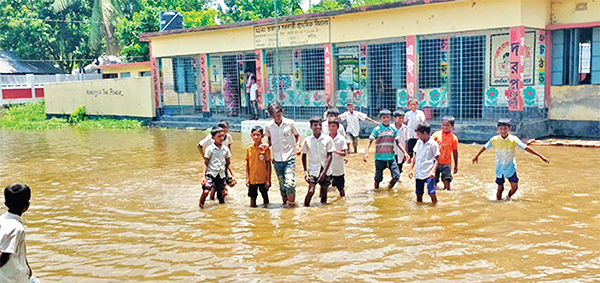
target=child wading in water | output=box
[265,101,301,207]
[364,109,410,189]
[245,126,272,207]
[339,102,379,153]
[199,127,235,208]
[197,120,235,200]
[302,117,334,206]
[405,99,426,164]
[408,123,440,204]
[432,116,459,190]
[0,184,34,283]
[327,117,348,198]
[472,119,549,200]
[391,110,409,179]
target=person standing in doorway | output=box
[249,77,259,120]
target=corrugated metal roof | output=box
[0,51,64,75]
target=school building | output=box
[59,0,600,140]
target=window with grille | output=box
[419,39,443,89]
[301,48,325,91]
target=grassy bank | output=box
[0,102,143,130]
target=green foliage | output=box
[0,102,66,130]
[0,102,142,130]
[68,105,86,124]
[307,0,344,13]
[219,0,303,23]
[0,0,97,73]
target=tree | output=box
[51,0,124,55]
[115,0,217,62]
[0,0,97,72]
[219,0,303,23]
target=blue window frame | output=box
[552,27,600,85]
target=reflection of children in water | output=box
[223,76,237,116]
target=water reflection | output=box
[0,128,599,282]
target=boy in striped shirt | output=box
[363,109,410,189]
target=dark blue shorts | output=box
[416,178,436,195]
[374,160,400,182]
[495,173,519,185]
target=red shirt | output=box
[432,130,458,165]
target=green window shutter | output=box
[592,27,600,85]
[551,30,565,85]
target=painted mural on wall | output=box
[485,30,545,108]
[397,88,448,108]
[490,31,535,86]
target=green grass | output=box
[0,102,143,130]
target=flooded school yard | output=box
[0,128,599,282]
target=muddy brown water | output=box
[0,128,599,282]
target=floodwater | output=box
[0,128,599,282]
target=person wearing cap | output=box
[472,119,549,201]
[339,102,379,154]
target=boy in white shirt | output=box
[408,123,440,204]
[265,101,301,207]
[0,184,33,283]
[301,117,334,206]
[197,120,235,201]
[339,102,379,153]
[199,127,235,208]
[327,118,348,198]
[321,108,348,140]
[391,110,410,178]
[404,99,426,163]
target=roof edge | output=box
[139,0,459,42]
[93,61,151,69]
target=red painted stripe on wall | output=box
[2,89,32,99]
[35,88,44,98]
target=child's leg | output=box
[508,182,519,199]
[319,177,331,204]
[249,185,258,207]
[259,184,269,205]
[215,177,226,204]
[415,179,425,202]
[274,161,287,204]
[388,160,400,188]
[506,173,519,199]
[426,177,437,204]
[305,181,316,207]
[333,175,346,197]
[209,187,216,200]
[352,135,359,153]
[374,160,384,189]
[199,189,210,208]
[441,165,452,190]
[434,166,442,188]
[283,160,297,206]
[495,176,506,200]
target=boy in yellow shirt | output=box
[246,126,272,207]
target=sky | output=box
[213,0,323,11]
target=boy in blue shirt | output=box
[363,109,410,189]
[472,119,549,200]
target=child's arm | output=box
[429,155,439,179]
[334,148,346,156]
[202,158,209,182]
[318,152,333,183]
[302,153,309,181]
[395,139,410,162]
[245,158,250,187]
[525,147,550,163]
[266,160,272,188]
[453,149,459,173]
[408,152,416,179]
[363,139,374,162]
[472,147,486,164]
[197,144,205,159]
[226,157,234,179]
[366,116,380,125]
